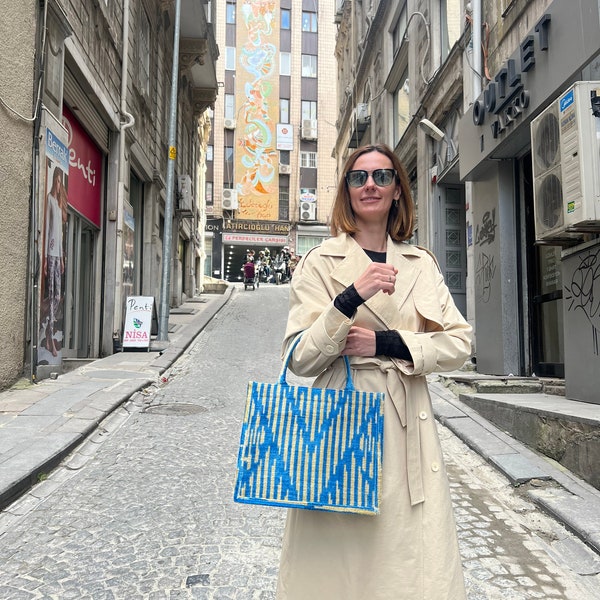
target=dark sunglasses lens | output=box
[346,171,367,187]
[373,170,394,186]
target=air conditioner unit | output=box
[178,174,193,211]
[300,201,317,221]
[222,188,239,210]
[531,81,600,243]
[279,163,292,174]
[301,119,318,140]
[224,118,236,130]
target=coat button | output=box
[431,462,440,472]
[325,344,334,353]
[419,411,428,420]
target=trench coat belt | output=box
[351,361,425,507]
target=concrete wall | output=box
[0,3,36,387]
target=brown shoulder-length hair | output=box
[329,143,414,242]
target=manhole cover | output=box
[144,403,207,415]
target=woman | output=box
[43,166,65,357]
[277,144,472,599]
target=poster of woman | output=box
[39,127,69,365]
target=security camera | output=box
[419,118,445,142]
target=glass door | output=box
[63,213,95,358]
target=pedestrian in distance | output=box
[277,143,473,599]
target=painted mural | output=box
[236,0,279,220]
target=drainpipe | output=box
[113,0,135,340]
[473,0,482,97]
[156,0,182,341]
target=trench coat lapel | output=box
[326,235,422,330]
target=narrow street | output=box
[0,285,598,599]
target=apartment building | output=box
[206,0,338,280]
[334,0,467,316]
[335,0,600,404]
[0,0,218,386]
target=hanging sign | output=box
[123,296,155,349]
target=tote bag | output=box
[234,336,384,515]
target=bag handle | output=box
[278,333,355,392]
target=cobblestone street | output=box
[0,286,598,599]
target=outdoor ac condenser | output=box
[222,189,239,210]
[531,81,600,243]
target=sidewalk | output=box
[0,287,233,511]
[1,284,600,559]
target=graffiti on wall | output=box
[236,0,279,220]
[564,247,600,355]
[475,209,497,303]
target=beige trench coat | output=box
[276,234,473,600]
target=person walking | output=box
[277,143,473,599]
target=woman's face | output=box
[347,151,400,228]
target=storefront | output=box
[459,0,600,383]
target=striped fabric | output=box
[234,364,384,515]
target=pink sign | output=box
[62,106,103,227]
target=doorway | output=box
[63,213,96,358]
[521,153,564,377]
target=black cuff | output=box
[334,284,365,318]
[375,330,412,360]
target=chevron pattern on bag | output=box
[234,380,384,515]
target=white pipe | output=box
[113,0,135,332]
[473,0,482,97]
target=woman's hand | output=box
[354,263,398,300]
[342,326,376,356]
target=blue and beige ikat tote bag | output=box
[234,335,384,515]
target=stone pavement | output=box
[1,282,600,562]
[0,287,233,511]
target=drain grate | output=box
[144,403,207,416]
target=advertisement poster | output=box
[38,110,70,366]
[122,296,154,349]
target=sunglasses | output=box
[345,168,397,188]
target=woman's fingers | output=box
[354,263,398,299]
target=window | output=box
[281,9,290,29]
[207,145,213,161]
[440,0,461,61]
[301,101,317,121]
[279,150,290,165]
[279,187,289,221]
[280,99,290,124]
[206,181,213,206]
[302,11,318,32]
[392,6,407,56]
[301,152,317,168]
[138,6,151,96]
[301,55,318,78]
[280,52,291,76]
[224,94,235,120]
[393,70,410,143]
[226,1,235,24]
[226,46,236,71]
[224,146,234,188]
[297,235,325,255]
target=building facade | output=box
[205,0,339,280]
[335,0,600,404]
[334,0,467,316]
[460,0,600,402]
[0,0,218,388]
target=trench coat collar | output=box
[324,234,423,329]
